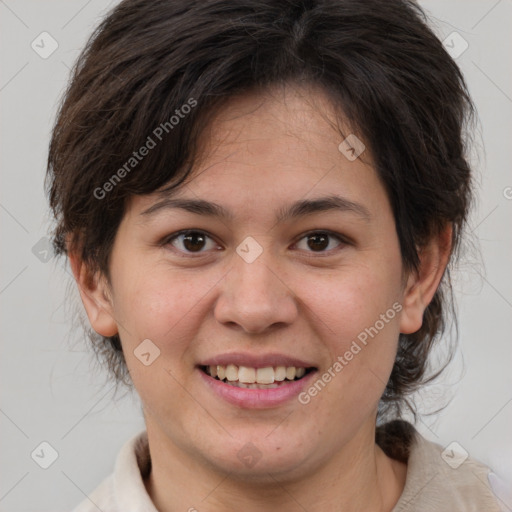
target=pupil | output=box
[308,233,328,251]
[183,232,205,252]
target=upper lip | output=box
[198,352,316,369]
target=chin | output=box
[197,432,315,482]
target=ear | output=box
[399,224,453,335]
[68,251,119,338]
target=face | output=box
[76,83,440,482]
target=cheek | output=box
[296,290,400,423]
[292,262,403,408]
[111,263,223,354]
[298,263,403,347]
[110,266,214,419]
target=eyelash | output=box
[160,229,350,257]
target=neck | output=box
[143,420,407,512]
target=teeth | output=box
[225,364,238,382]
[274,366,286,381]
[256,367,274,384]
[226,381,280,389]
[206,364,309,383]
[238,366,256,384]
[286,367,296,380]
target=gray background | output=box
[1,1,511,510]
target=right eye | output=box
[163,230,222,256]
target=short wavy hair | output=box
[46,0,475,430]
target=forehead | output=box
[129,83,386,221]
[196,82,363,173]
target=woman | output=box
[46,0,503,510]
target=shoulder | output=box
[377,420,506,512]
[69,430,157,512]
[69,474,116,512]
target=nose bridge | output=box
[235,245,278,296]
[232,234,282,304]
[214,235,297,333]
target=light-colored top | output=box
[71,426,507,512]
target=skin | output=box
[70,82,452,511]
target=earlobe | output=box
[68,251,119,338]
[399,224,453,335]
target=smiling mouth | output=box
[199,364,316,389]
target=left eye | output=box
[294,231,346,253]
[164,230,346,255]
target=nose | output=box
[214,241,298,334]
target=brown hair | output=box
[46,0,475,425]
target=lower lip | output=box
[198,368,317,409]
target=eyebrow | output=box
[139,194,371,223]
